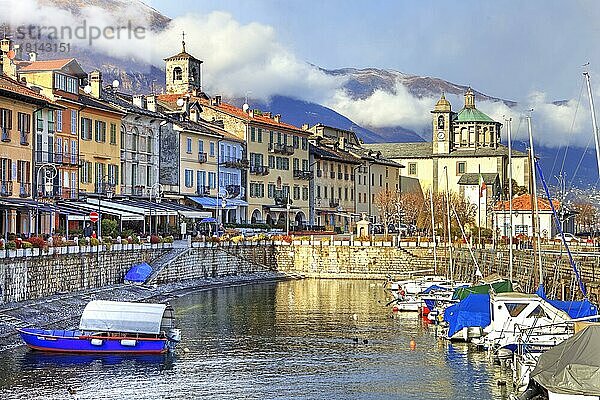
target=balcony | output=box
[1,127,10,142]
[250,164,270,175]
[293,169,313,180]
[0,181,13,196]
[196,185,210,196]
[225,184,241,197]
[274,190,291,206]
[19,131,29,146]
[131,185,145,196]
[36,184,60,199]
[34,150,58,164]
[329,198,340,208]
[329,171,335,179]
[344,173,349,180]
[220,156,249,169]
[198,152,208,163]
[338,172,343,179]
[18,183,31,198]
[269,142,294,155]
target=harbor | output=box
[0,279,514,400]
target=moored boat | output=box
[18,300,181,354]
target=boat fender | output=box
[409,338,416,350]
[90,338,103,346]
[120,339,137,347]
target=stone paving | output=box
[0,271,289,352]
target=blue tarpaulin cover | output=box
[536,284,597,319]
[200,217,218,223]
[444,294,491,338]
[124,262,153,283]
[422,285,452,294]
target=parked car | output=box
[555,233,579,242]
[370,224,385,234]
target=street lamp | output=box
[286,194,291,237]
[35,163,57,236]
[149,183,163,236]
[98,174,115,238]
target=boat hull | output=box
[18,329,168,354]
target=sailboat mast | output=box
[583,71,600,175]
[444,166,453,282]
[430,188,438,274]
[527,115,543,287]
[506,117,514,282]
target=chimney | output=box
[146,95,156,112]
[338,136,346,150]
[89,70,102,99]
[133,94,145,109]
[249,109,254,118]
[190,107,199,122]
[28,52,37,62]
[211,95,222,106]
[465,88,475,109]
[302,123,310,131]
[1,38,17,79]
[263,111,272,118]
[274,114,281,123]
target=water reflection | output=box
[0,280,509,399]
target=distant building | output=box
[364,90,529,226]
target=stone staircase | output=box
[145,247,190,284]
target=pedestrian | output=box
[83,222,92,238]
[180,220,187,240]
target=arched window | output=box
[191,67,197,82]
[173,67,183,82]
[437,115,444,129]
[131,127,139,151]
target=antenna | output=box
[112,80,120,89]
[83,85,92,94]
[243,91,251,113]
[176,98,185,107]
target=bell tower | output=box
[431,92,452,154]
[164,32,203,94]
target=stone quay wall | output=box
[0,248,168,304]
[155,244,276,283]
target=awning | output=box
[79,300,172,335]
[263,205,302,212]
[87,198,178,217]
[61,201,144,221]
[0,198,55,212]
[187,196,236,209]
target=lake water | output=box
[0,279,513,399]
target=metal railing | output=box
[196,185,211,196]
[293,169,313,180]
[269,143,295,155]
[0,181,13,196]
[19,131,29,145]
[329,198,340,208]
[225,184,241,197]
[220,156,249,169]
[250,164,270,175]
[1,127,10,142]
[18,183,31,198]
[198,152,208,163]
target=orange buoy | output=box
[409,338,416,350]
[392,306,399,312]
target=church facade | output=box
[364,90,529,226]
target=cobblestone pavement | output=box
[0,271,290,352]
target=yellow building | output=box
[0,73,61,238]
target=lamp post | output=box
[286,194,291,237]
[148,183,163,236]
[98,174,114,239]
[35,163,57,236]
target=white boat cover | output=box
[79,300,170,335]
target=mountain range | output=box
[13,0,600,189]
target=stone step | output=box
[0,313,30,328]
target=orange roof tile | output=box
[0,74,55,104]
[495,194,560,211]
[156,93,308,134]
[18,58,75,72]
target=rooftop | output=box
[495,193,560,211]
[0,74,55,105]
[457,173,499,186]
[363,142,527,159]
[456,107,496,123]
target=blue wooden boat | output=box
[18,301,181,354]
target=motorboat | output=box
[18,300,181,354]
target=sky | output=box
[4,0,600,148]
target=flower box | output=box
[301,240,310,246]
[16,249,24,257]
[68,245,80,253]
[292,240,301,245]
[333,240,342,246]
[31,248,39,256]
[8,249,16,257]
[341,240,350,246]
[0,250,5,258]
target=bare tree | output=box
[398,191,425,226]
[573,201,598,233]
[374,189,400,237]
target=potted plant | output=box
[6,240,16,257]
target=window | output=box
[257,128,263,143]
[250,127,256,142]
[408,163,417,175]
[293,135,299,149]
[131,163,138,187]
[208,172,216,189]
[197,170,206,189]
[108,164,119,185]
[186,137,192,153]
[316,185,321,199]
[81,118,92,140]
[302,186,309,201]
[268,183,276,198]
[293,186,300,200]
[293,158,299,171]
[527,305,548,319]
[0,108,12,140]
[344,187,348,201]
[147,132,153,153]
[47,110,54,133]
[250,182,264,198]
[457,162,466,175]
[35,111,43,132]
[80,161,92,183]
[198,140,204,154]
[17,113,30,140]
[504,303,528,318]
[301,137,308,150]
[209,142,215,157]
[379,174,382,186]
[184,169,193,188]
[302,159,309,171]
[71,111,77,135]
[56,110,62,132]
[110,123,117,145]
[282,158,289,170]
[324,186,328,199]
[94,120,106,142]
[173,67,183,81]
[268,155,275,169]
[132,129,139,151]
